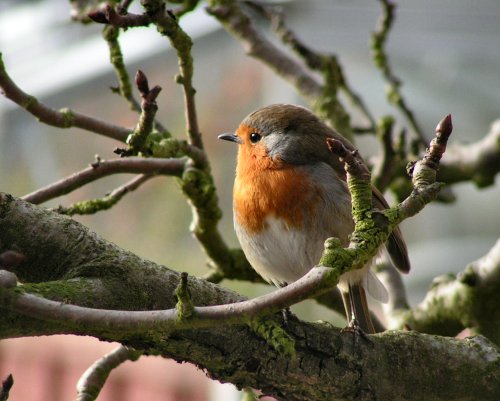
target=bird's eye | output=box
[249,132,261,143]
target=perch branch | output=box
[0,267,333,333]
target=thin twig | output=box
[103,25,140,112]
[55,174,152,216]
[115,70,162,156]
[371,0,427,148]
[22,157,186,204]
[174,0,201,18]
[321,114,452,272]
[76,346,141,401]
[373,261,410,329]
[249,2,375,135]
[89,4,204,148]
[97,8,170,136]
[394,114,452,221]
[0,374,13,401]
[207,1,322,103]
[88,5,150,28]
[88,3,236,274]
[147,3,203,149]
[0,53,130,142]
[371,116,397,192]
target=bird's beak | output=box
[218,133,243,144]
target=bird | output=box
[218,104,410,333]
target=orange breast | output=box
[233,127,323,233]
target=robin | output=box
[219,104,410,333]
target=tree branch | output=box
[75,346,141,401]
[148,5,203,149]
[22,157,186,204]
[390,115,452,224]
[7,114,454,335]
[0,375,13,401]
[438,119,500,187]
[0,53,130,142]
[396,239,500,344]
[371,116,397,192]
[246,2,356,137]
[87,3,241,278]
[54,174,152,216]
[206,1,322,104]
[0,266,332,334]
[103,24,141,112]
[371,0,426,148]
[115,70,162,156]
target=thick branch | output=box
[394,239,500,344]
[0,266,332,334]
[438,119,500,187]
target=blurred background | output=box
[1,0,499,400]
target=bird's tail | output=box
[342,283,376,334]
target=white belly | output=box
[235,216,326,287]
[235,215,388,302]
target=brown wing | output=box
[372,186,411,273]
[322,121,411,273]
